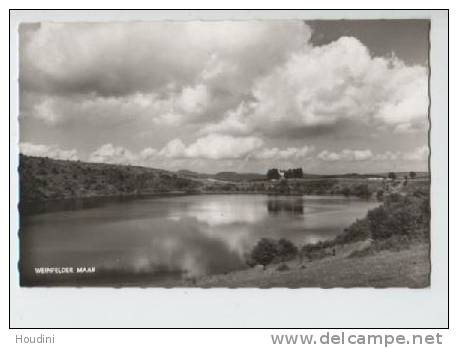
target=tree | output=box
[266,168,280,180]
[388,172,397,180]
[284,168,303,179]
[409,171,417,179]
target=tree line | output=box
[266,168,303,180]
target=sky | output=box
[18,20,430,174]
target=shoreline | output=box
[19,190,377,215]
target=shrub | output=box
[354,184,370,198]
[341,186,351,197]
[334,218,370,245]
[276,263,290,272]
[250,238,279,266]
[367,193,429,241]
[277,238,298,260]
[249,238,299,266]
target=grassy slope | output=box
[191,242,430,288]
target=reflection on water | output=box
[267,197,305,216]
[20,194,379,286]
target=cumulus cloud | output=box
[21,23,428,136]
[20,21,309,97]
[88,143,136,164]
[374,151,401,161]
[84,137,316,167]
[317,146,429,163]
[20,142,79,161]
[253,145,314,160]
[20,21,312,131]
[159,134,264,160]
[25,92,156,126]
[317,149,374,162]
[204,37,428,137]
[19,21,430,174]
[403,145,429,161]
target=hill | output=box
[213,171,265,182]
[189,243,429,288]
[19,155,202,204]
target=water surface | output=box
[20,194,379,286]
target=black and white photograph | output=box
[17,18,432,288]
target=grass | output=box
[190,242,430,288]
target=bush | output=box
[334,218,370,245]
[354,184,370,198]
[341,186,351,197]
[277,238,298,260]
[250,238,279,266]
[367,193,429,241]
[249,238,298,266]
[276,263,290,272]
[302,188,430,256]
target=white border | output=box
[9,9,449,328]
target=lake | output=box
[19,194,379,286]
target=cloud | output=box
[204,37,428,137]
[20,142,79,160]
[19,21,311,130]
[151,84,210,126]
[253,145,314,160]
[317,149,373,162]
[160,134,264,160]
[25,92,157,126]
[25,86,210,127]
[374,151,401,161]
[152,137,314,163]
[403,145,429,161]
[139,147,158,159]
[85,137,315,166]
[317,146,429,163]
[158,139,188,158]
[88,143,136,164]
[21,23,428,139]
[20,21,309,97]
[19,21,430,174]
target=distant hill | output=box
[213,171,265,182]
[19,155,202,203]
[177,170,265,182]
